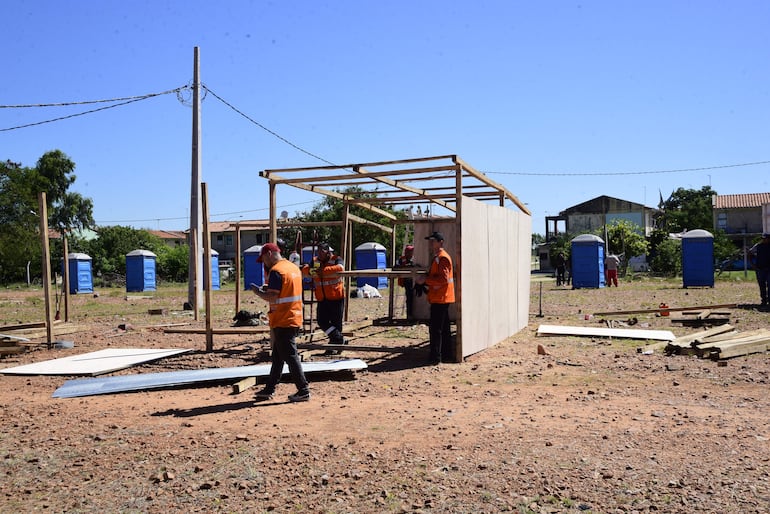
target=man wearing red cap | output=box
[250,242,310,402]
[416,231,455,364]
[395,244,416,319]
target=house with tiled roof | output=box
[712,192,770,244]
[147,230,187,248]
[206,219,271,263]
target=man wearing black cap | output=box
[250,242,310,402]
[302,242,347,354]
[416,231,456,364]
[749,233,770,308]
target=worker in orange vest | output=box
[250,242,310,402]
[302,242,347,355]
[416,231,455,364]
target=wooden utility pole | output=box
[187,46,203,311]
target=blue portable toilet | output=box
[355,242,388,289]
[570,234,606,289]
[682,229,714,288]
[243,245,264,290]
[126,250,157,292]
[66,253,93,294]
[205,249,220,291]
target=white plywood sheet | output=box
[0,348,192,376]
[52,358,368,398]
[537,324,676,341]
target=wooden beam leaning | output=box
[593,303,738,316]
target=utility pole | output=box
[187,46,203,311]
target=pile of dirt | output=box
[1,278,769,513]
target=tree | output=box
[650,238,682,277]
[658,186,716,233]
[0,151,94,284]
[290,186,404,258]
[81,226,165,277]
[604,219,649,275]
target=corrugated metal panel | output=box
[713,193,770,209]
[52,358,368,398]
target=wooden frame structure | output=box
[259,155,532,362]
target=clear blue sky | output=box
[3,1,769,234]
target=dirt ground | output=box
[1,274,769,513]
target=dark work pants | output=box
[266,327,308,393]
[757,268,770,305]
[429,303,454,362]
[403,279,414,319]
[317,298,345,343]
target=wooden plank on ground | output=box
[0,322,47,332]
[537,324,676,341]
[232,376,257,394]
[710,339,770,360]
[669,324,734,347]
[701,329,766,344]
[164,326,271,335]
[593,303,737,316]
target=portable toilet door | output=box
[66,253,93,294]
[205,249,220,290]
[682,229,714,287]
[243,245,264,290]
[570,234,606,289]
[355,242,388,288]
[125,250,157,292]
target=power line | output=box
[0,87,186,132]
[0,88,185,108]
[485,160,770,177]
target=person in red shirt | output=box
[416,232,455,364]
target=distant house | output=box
[545,195,657,241]
[207,220,271,263]
[147,230,187,248]
[712,192,770,246]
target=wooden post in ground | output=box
[38,193,54,347]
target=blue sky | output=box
[3,1,769,234]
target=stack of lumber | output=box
[663,324,770,360]
[669,308,731,327]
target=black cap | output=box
[318,242,332,252]
[425,231,444,241]
[276,238,287,252]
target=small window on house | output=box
[717,213,727,231]
[225,235,233,247]
[216,235,223,243]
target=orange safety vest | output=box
[267,259,303,328]
[311,255,345,301]
[425,248,455,304]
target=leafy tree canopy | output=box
[284,186,406,259]
[658,186,715,233]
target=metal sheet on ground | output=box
[537,324,676,341]
[0,348,192,376]
[52,358,368,398]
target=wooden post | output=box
[202,183,214,352]
[341,202,351,322]
[453,162,463,363]
[234,223,242,311]
[62,234,70,322]
[38,193,54,347]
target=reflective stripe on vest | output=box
[273,294,302,305]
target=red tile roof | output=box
[713,192,770,209]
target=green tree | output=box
[0,151,94,284]
[290,186,404,260]
[81,226,165,277]
[604,219,649,275]
[156,244,189,283]
[650,238,682,277]
[658,186,715,233]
